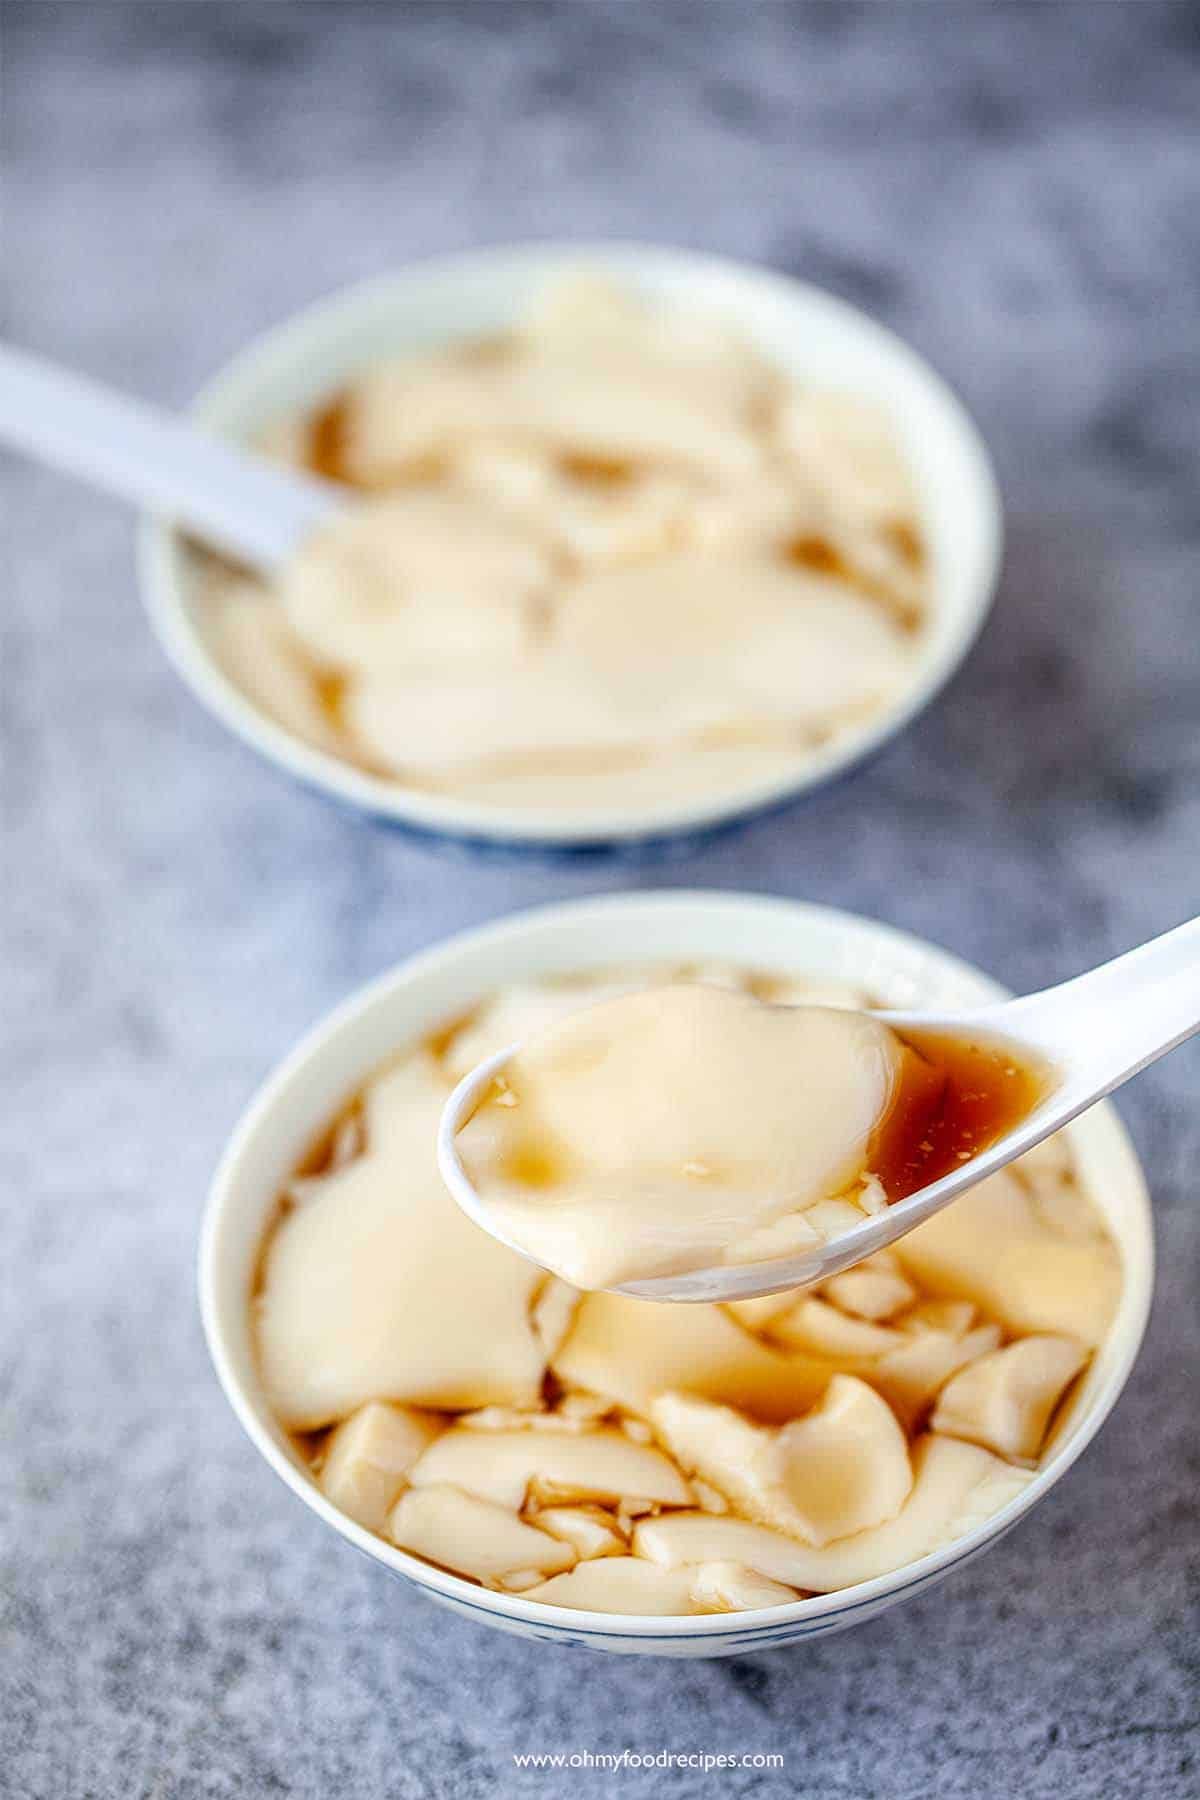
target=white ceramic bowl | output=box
[142,242,1002,851]
[201,892,1152,1657]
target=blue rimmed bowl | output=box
[142,241,1001,854]
[200,891,1152,1656]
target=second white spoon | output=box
[0,343,342,569]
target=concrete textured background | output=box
[3,4,1199,1796]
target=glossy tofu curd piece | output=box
[456,984,903,1287]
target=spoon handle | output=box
[0,343,340,570]
[992,913,1200,1100]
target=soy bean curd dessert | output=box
[202,277,929,815]
[455,984,1048,1289]
[253,964,1122,1617]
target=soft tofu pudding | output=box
[252,964,1121,1616]
[455,988,899,1288]
[201,277,929,815]
[453,985,1049,1288]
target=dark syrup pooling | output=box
[870,1031,1050,1205]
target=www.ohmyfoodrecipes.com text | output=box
[513,1750,784,1772]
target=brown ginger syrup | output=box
[308,393,352,485]
[869,1030,1052,1205]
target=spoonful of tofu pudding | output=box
[439,915,1200,1301]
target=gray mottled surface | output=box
[3,4,1199,1796]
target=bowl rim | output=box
[140,238,1003,848]
[200,890,1153,1639]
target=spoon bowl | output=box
[438,914,1200,1301]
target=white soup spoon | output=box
[438,916,1199,1302]
[0,343,342,567]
